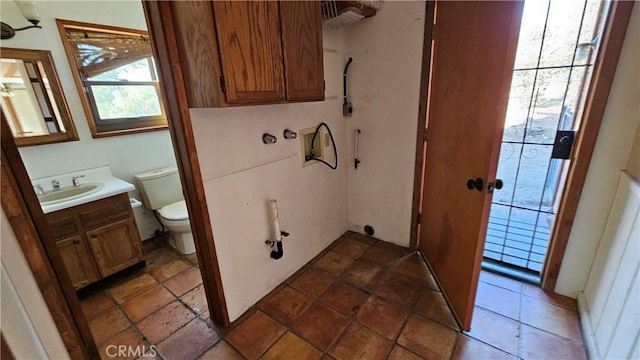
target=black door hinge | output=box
[220,76,226,94]
[416,213,422,224]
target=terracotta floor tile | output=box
[452,335,515,360]
[319,281,369,317]
[225,311,286,360]
[157,319,219,360]
[332,238,371,259]
[356,296,410,340]
[465,306,519,356]
[88,308,131,345]
[520,296,582,342]
[181,284,209,314]
[185,252,199,266]
[479,271,523,293]
[375,241,410,254]
[397,314,457,360]
[290,267,339,298]
[292,302,349,350]
[387,345,423,360]
[80,291,115,322]
[163,267,203,296]
[142,239,163,253]
[522,283,577,311]
[520,324,586,360]
[361,245,404,268]
[375,273,422,308]
[97,328,144,360]
[262,332,322,360]
[108,272,158,304]
[145,246,180,269]
[122,285,175,322]
[200,340,243,360]
[136,301,195,344]
[475,281,521,320]
[260,286,313,326]
[329,322,392,360]
[392,252,439,290]
[314,251,356,275]
[343,259,386,291]
[414,289,458,330]
[149,257,192,282]
[345,231,377,245]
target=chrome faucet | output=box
[51,179,62,190]
[34,184,45,195]
[72,175,85,187]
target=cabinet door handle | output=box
[90,234,97,238]
[73,239,80,244]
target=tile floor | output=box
[79,231,587,360]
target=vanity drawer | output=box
[79,194,131,229]
[48,215,78,240]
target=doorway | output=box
[482,0,605,281]
[412,0,633,331]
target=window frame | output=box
[56,19,168,138]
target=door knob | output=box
[495,179,503,190]
[466,177,483,191]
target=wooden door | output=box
[419,1,523,330]
[56,235,100,289]
[280,1,324,101]
[87,219,143,277]
[213,1,286,104]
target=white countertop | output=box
[32,166,135,214]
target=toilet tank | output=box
[133,167,184,210]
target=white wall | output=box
[1,209,69,359]
[190,29,349,321]
[578,172,640,359]
[345,2,425,246]
[2,0,177,239]
[555,5,640,297]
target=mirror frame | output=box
[0,47,79,147]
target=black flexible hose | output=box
[307,122,338,170]
[153,209,165,233]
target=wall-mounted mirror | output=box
[0,48,78,147]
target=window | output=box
[57,20,167,137]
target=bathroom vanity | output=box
[33,166,145,290]
[46,193,144,290]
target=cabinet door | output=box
[280,1,325,101]
[213,1,286,104]
[56,235,100,289]
[87,219,144,278]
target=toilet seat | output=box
[158,200,188,221]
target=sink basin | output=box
[38,183,104,205]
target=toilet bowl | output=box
[158,200,195,254]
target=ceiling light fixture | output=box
[1,1,42,40]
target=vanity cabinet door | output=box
[212,0,286,104]
[56,235,100,289]
[86,219,144,278]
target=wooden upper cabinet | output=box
[151,0,324,108]
[280,1,325,101]
[213,1,286,104]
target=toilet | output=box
[133,167,196,254]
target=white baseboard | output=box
[577,291,602,360]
